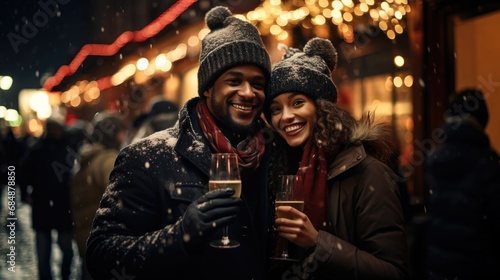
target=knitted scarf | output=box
[196,101,265,173]
[297,138,329,232]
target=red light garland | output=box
[42,0,198,92]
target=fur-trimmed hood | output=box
[350,112,396,165]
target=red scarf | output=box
[271,139,329,259]
[196,101,265,173]
[297,139,329,231]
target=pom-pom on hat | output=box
[267,37,338,104]
[197,6,271,96]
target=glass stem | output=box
[222,226,230,245]
[282,239,289,258]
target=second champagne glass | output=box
[208,153,241,249]
[272,175,304,261]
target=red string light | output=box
[42,0,198,92]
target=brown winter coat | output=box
[274,117,409,280]
[70,144,118,257]
[298,119,409,279]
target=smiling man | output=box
[85,6,274,280]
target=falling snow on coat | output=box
[86,97,274,280]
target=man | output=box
[86,6,273,280]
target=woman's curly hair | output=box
[313,99,357,157]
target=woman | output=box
[265,38,409,280]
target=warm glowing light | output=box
[137,58,149,71]
[70,96,81,107]
[332,0,343,10]
[187,35,199,47]
[385,76,393,91]
[0,106,6,118]
[36,104,52,120]
[387,30,396,39]
[393,76,403,87]
[5,109,19,122]
[155,54,168,68]
[29,91,49,112]
[0,76,13,90]
[394,55,405,67]
[160,59,172,72]
[343,12,353,22]
[404,75,413,87]
[270,25,282,35]
[277,31,289,41]
[198,28,210,40]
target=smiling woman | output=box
[265,38,408,280]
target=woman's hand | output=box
[275,206,318,250]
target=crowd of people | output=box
[0,5,498,280]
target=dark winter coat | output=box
[426,119,500,279]
[305,143,409,279]
[19,134,76,231]
[86,97,274,280]
[271,118,409,280]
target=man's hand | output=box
[181,188,241,253]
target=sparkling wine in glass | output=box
[208,153,241,249]
[272,175,304,261]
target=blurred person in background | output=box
[70,112,127,280]
[130,97,178,143]
[19,117,76,280]
[0,125,24,212]
[426,88,500,279]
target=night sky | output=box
[0,0,86,110]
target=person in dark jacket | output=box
[264,38,409,279]
[19,118,76,280]
[426,88,500,279]
[86,6,274,280]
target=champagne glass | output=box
[272,175,304,261]
[208,153,242,249]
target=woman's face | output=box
[269,92,316,147]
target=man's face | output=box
[203,65,266,133]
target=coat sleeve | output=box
[85,144,191,279]
[485,151,500,233]
[304,158,409,280]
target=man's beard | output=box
[210,96,258,135]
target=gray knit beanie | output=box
[265,37,338,120]
[197,6,271,96]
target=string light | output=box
[242,0,410,43]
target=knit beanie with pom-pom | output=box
[197,6,271,96]
[267,37,338,104]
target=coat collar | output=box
[327,142,366,179]
[175,97,212,177]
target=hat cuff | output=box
[265,67,337,122]
[198,41,271,96]
[269,66,337,101]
